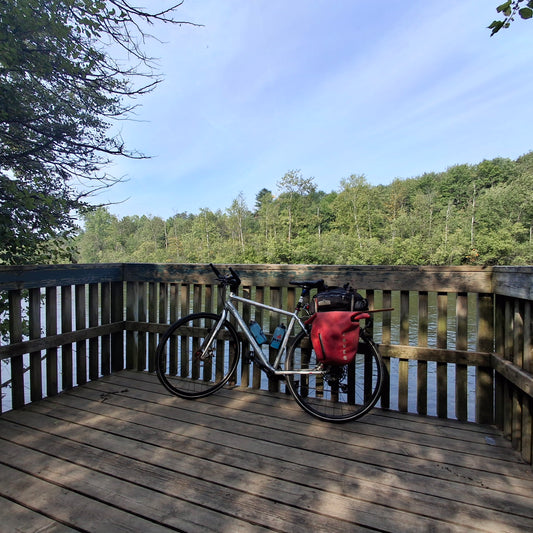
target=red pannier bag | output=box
[305,311,370,365]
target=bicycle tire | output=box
[156,312,240,399]
[285,329,384,422]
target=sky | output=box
[99,0,533,219]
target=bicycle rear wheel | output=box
[285,330,384,422]
[156,312,240,399]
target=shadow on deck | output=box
[1,370,532,532]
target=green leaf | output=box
[488,20,505,35]
[519,7,533,18]
[496,1,512,14]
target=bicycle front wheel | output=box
[156,312,240,399]
[285,330,384,422]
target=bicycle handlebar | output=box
[209,263,241,291]
[209,263,222,278]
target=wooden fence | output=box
[1,263,531,464]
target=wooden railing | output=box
[1,263,532,464]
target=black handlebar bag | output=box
[312,286,368,313]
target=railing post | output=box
[494,293,505,429]
[101,282,111,375]
[522,300,532,464]
[269,286,281,393]
[398,290,409,412]
[380,290,392,410]
[437,292,448,419]
[148,282,158,373]
[75,284,87,385]
[476,293,494,425]
[253,287,265,390]
[455,292,468,421]
[512,299,524,450]
[88,283,100,380]
[417,291,428,416]
[46,287,58,395]
[126,281,138,370]
[29,287,42,403]
[9,290,24,409]
[241,285,252,388]
[61,285,73,391]
[111,280,124,372]
[138,282,147,371]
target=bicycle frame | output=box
[200,289,322,377]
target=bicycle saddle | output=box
[289,279,325,291]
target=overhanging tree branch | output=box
[0,0,199,265]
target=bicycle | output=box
[156,264,387,422]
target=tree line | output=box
[76,152,533,266]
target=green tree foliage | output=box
[76,153,533,266]
[489,1,533,35]
[0,0,195,265]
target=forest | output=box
[76,152,533,266]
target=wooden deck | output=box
[1,372,532,533]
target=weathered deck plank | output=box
[0,370,532,532]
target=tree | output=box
[227,192,251,257]
[334,175,372,250]
[0,0,197,264]
[277,170,316,243]
[489,1,533,35]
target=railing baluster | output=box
[29,287,42,403]
[126,281,138,370]
[46,287,58,396]
[148,282,157,373]
[241,285,251,388]
[61,285,73,391]
[100,282,111,376]
[437,292,448,418]
[110,280,124,372]
[75,284,87,385]
[398,290,409,412]
[9,290,24,409]
[455,292,468,421]
[523,301,532,463]
[253,287,265,390]
[138,281,147,371]
[477,293,494,425]
[380,290,392,410]
[268,287,281,393]
[417,291,428,416]
[167,282,178,376]
[88,283,99,380]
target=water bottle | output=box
[249,321,267,344]
[270,323,286,349]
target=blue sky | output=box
[101,1,533,219]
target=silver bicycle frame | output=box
[204,290,322,376]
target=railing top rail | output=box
[0,263,124,290]
[0,263,531,299]
[123,263,496,292]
